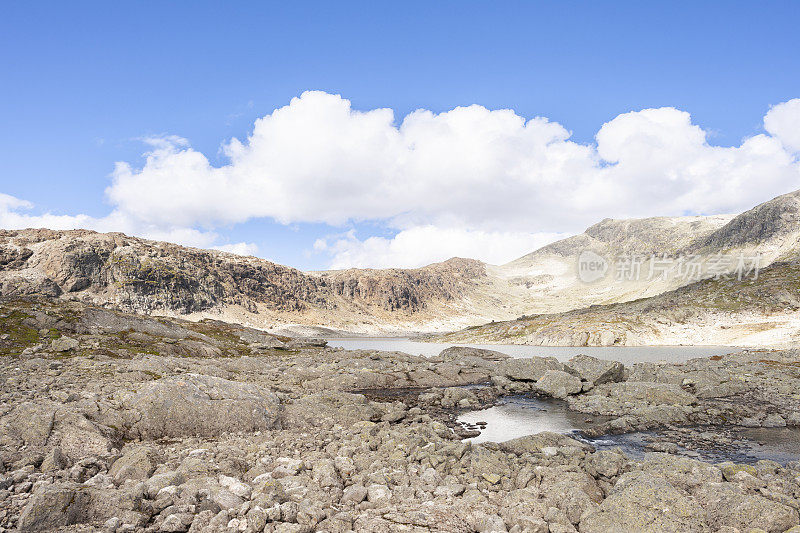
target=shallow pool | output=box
[457,394,800,465]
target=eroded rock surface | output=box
[2,297,800,532]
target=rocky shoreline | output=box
[2,297,800,532]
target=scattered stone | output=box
[535,369,583,398]
[565,354,625,385]
[51,336,80,352]
[120,374,281,439]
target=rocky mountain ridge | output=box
[432,259,800,347]
[0,228,491,332]
[2,190,800,336]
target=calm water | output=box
[457,395,800,465]
[327,337,739,365]
[458,396,604,443]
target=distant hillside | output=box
[3,189,800,336]
[0,229,492,332]
[430,260,800,347]
[510,214,731,261]
[688,189,800,256]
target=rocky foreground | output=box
[2,298,800,532]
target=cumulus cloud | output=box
[105,92,800,239]
[3,92,800,269]
[213,242,260,256]
[316,227,567,269]
[765,99,800,153]
[0,193,255,253]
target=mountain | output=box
[432,190,800,347]
[0,228,500,333]
[688,189,800,257]
[430,259,800,347]
[2,189,799,336]
[491,214,734,314]
[514,215,731,260]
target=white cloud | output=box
[765,99,800,153]
[3,92,800,269]
[0,194,222,250]
[213,242,260,256]
[320,227,569,269]
[106,92,800,238]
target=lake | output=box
[326,337,739,365]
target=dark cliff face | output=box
[0,229,486,318]
[321,258,486,312]
[692,191,800,252]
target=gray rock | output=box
[40,446,69,472]
[499,431,593,455]
[593,381,697,405]
[565,354,624,384]
[2,402,55,446]
[17,482,98,531]
[146,471,185,499]
[341,484,368,504]
[639,452,722,492]
[694,482,799,532]
[763,413,787,427]
[160,513,195,532]
[109,446,161,483]
[498,356,564,381]
[51,336,80,352]
[282,391,380,428]
[367,484,391,504]
[580,472,710,532]
[534,369,583,398]
[585,449,628,478]
[120,374,280,439]
[437,346,510,362]
[208,486,244,510]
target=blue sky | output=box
[1,1,799,269]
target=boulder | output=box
[40,446,69,472]
[499,432,593,455]
[639,452,722,492]
[497,356,564,382]
[341,484,368,504]
[585,449,628,478]
[53,411,115,461]
[120,374,280,439]
[694,482,799,532]
[2,402,55,446]
[17,483,91,531]
[51,336,80,352]
[565,354,624,385]
[580,472,710,532]
[534,369,582,398]
[160,513,195,532]
[437,346,510,362]
[593,381,697,406]
[282,391,380,428]
[109,446,162,483]
[17,482,118,531]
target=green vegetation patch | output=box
[0,309,41,356]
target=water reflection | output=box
[458,395,800,465]
[457,396,604,444]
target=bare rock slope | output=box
[3,296,800,531]
[433,259,800,347]
[3,190,800,336]
[0,229,491,332]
